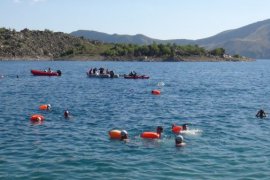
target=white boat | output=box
[86,72,119,78]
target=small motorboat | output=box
[31,69,62,76]
[124,75,149,79]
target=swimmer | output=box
[47,104,51,110]
[175,135,186,147]
[256,109,267,119]
[37,116,42,122]
[120,130,129,142]
[172,123,189,134]
[64,110,70,118]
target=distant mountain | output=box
[197,19,270,58]
[71,30,194,45]
[70,30,160,44]
[71,19,270,58]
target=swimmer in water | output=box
[120,130,129,142]
[256,109,267,119]
[175,135,186,147]
[64,110,70,118]
[172,123,189,134]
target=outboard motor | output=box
[57,70,62,76]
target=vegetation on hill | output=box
[0,28,248,61]
[72,19,270,59]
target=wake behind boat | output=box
[31,69,62,76]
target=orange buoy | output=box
[172,125,183,134]
[172,124,188,134]
[140,132,160,139]
[39,104,51,110]
[30,114,44,122]
[151,89,161,95]
[109,130,121,139]
[140,126,163,139]
[109,130,128,140]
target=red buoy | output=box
[151,89,161,95]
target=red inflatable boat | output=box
[31,70,62,76]
[124,75,149,79]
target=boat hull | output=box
[31,70,60,76]
[124,75,149,79]
[87,72,119,78]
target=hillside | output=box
[0,28,249,61]
[0,28,104,60]
[197,19,270,58]
[71,19,270,59]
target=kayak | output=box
[124,75,149,79]
[86,72,119,78]
[31,70,62,76]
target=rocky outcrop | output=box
[0,28,97,60]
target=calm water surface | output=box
[1,60,270,179]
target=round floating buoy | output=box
[140,132,160,139]
[109,130,122,139]
[151,89,161,95]
[30,114,44,122]
[172,124,188,134]
[109,130,128,140]
[172,125,183,134]
[140,126,163,139]
[39,104,51,110]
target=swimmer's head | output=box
[157,126,163,133]
[120,130,128,139]
[175,135,184,144]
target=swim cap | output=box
[37,117,42,121]
[121,130,128,136]
[47,104,51,108]
[175,135,184,143]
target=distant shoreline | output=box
[0,55,254,62]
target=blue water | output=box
[1,60,270,179]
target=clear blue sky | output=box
[1,0,270,40]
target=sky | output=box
[0,0,270,40]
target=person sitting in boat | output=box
[99,67,105,74]
[129,71,137,77]
[110,70,115,78]
[106,69,110,74]
[256,109,267,119]
[44,68,51,72]
[93,68,97,74]
[88,68,93,74]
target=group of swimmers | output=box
[31,104,71,123]
[109,123,189,147]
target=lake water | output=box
[1,60,270,179]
